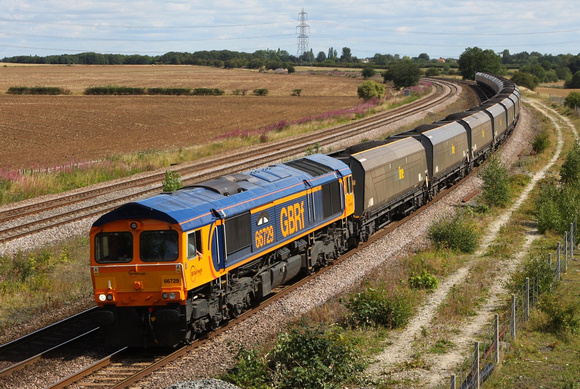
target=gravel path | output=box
[366,98,577,387]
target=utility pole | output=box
[296,8,309,60]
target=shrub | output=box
[479,156,511,207]
[564,91,580,110]
[223,324,365,389]
[252,88,269,96]
[344,283,412,329]
[428,210,479,253]
[162,170,182,192]
[357,80,385,101]
[532,129,550,154]
[507,253,557,296]
[361,66,376,79]
[232,89,247,96]
[425,67,440,77]
[291,88,302,96]
[409,269,439,290]
[222,348,270,389]
[538,292,580,337]
[560,141,580,186]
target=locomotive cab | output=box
[90,217,212,347]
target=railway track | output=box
[0,79,466,387]
[44,166,465,389]
[0,79,459,244]
[0,308,113,380]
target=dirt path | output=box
[365,99,577,387]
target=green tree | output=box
[357,80,385,101]
[340,47,352,62]
[383,60,422,88]
[417,53,430,62]
[521,64,547,82]
[511,71,539,91]
[425,67,440,77]
[556,66,573,81]
[458,47,502,80]
[564,91,580,110]
[560,141,580,186]
[565,71,580,88]
[501,49,512,64]
[361,65,376,79]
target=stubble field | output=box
[0,64,363,169]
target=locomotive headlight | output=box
[169,292,176,300]
[106,294,114,301]
[162,293,169,299]
[99,294,107,302]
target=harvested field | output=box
[535,81,580,97]
[0,65,364,169]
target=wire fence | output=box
[449,220,577,389]
[548,95,579,116]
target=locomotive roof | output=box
[92,154,350,232]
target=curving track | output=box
[0,78,471,388]
[0,79,459,245]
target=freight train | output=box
[90,73,520,347]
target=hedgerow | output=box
[192,88,225,96]
[7,86,69,95]
[84,86,146,95]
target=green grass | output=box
[484,258,580,389]
[0,236,93,335]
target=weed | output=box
[429,338,455,354]
[344,283,412,329]
[162,170,182,192]
[408,269,439,291]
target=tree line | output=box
[3,46,580,92]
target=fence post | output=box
[557,244,561,282]
[475,341,480,389]
[548,253,552,268]
[564,231,568,272]
[511,295,516,339]
[525,277,530,321]
[494,314,500,364]
[450,374,456,389]
[571,222,575,260]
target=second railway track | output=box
[0,79,459,245]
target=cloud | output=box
[0,0,579,58]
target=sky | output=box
[0,0,579,60]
